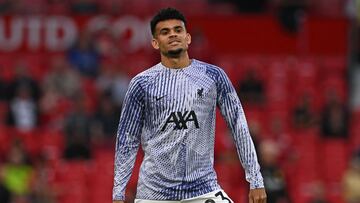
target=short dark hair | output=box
[150,8,187,36]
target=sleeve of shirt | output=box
[112,76,145,201]
[215,68,264,189]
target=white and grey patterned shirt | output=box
[112,59,264,201]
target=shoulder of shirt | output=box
[129,63,163,85]
[193,59,226,80]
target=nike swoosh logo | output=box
[155,95,166,101]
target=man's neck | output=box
[161,52,191,69]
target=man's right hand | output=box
[113,201,124,203]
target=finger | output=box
[262,195,267,203]
[249,195,254,203]
[254,196,260,203]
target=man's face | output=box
[152,19,191,58]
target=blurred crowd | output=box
[0,0,349,17]
[0,28,134,202]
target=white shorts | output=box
[134,189,233,203]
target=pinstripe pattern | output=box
[113,59,264,201]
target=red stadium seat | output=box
[245,107,268,131]
[178,0,210,15]
[216,161,245,187]
[0,54,15,81]
[227,185,247,203]
[0,126,10,159]
[292,130,321,182]
[291,59,319,99]
[40,130,65,162]
[45,0,69,15]
[320,75,347,103]
[320,139,349,183]
[122,0,155,16]
[90,148,143,203]
[320,56,347,75]
[240,55,268,79]
[215,56,239,84]
[82,78,98,113]
[350,111,360,151]
[266,59,290,112]
[311,0,344,17]
[52,160,91,203]
[17,53,46,81]
[123,54,155,77]
[88,162,114,203]
[17,129,42,157]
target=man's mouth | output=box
[169,40,180,45]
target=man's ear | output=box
[186,33,191,45]
[151,38,159,50]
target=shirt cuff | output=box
[249,173,264,189]
[112,193,125,201]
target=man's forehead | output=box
[156,19,185,30]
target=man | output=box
[113,8,267,203]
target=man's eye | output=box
[161,31,168,35]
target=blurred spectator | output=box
[237,68,265,105]
[10,0,46,14]
[100,0,125,15]
[189,28,211,62]
[0,139,33,202]
[96,64,130,108]
[320,90,349,138]
[307,181,329,203]
[259,140,291,203]
[70,0,99,14]
[67,31,100,78]
[46,0,69,15]
[292,93,317,129]
[232,0,268,12]
[6,63,41,102]
[90,92,120,146]
[0,183,11,203]
[0,0,12,14]
[345,0,356,20]
[43,56,81,99]
[40,56,80,128]
[94,28,122,60]
[30,155,56,203]
[276,0,308,33]
[63,95,92,160]
[7,84,40,132]
[268,117,294,163]
[342,151,360,203]
[0,76,6,101]
[39,84,73,130]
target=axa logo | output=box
[161,110,199,131]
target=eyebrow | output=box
[159,28,170,33]
[159,25,184,33]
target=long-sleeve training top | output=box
[113,59,264,201]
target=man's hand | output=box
[249,188,267,203]
[113,201,124,203]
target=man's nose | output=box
[169,30,178,37]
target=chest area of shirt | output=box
[145,74,216,109]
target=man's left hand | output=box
[249,188,266,203]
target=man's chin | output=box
[166,48,183,58]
